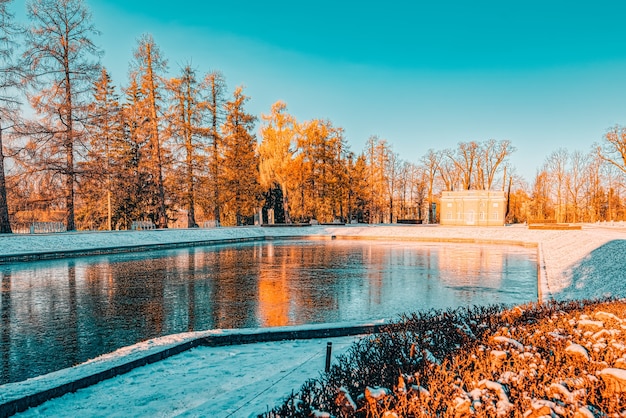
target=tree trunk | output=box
[0,124,12,234]
[66,142,75,231]
[145,43,167,228]
[184,93,197,228]
[212,132,220,225]
[186,150,197,227]
[281,182,291,224]
[64,51,76,231]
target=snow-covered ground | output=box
[1,223,625,417]
[10,329,363,417]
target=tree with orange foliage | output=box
[259,101,297,224]
[292,119,347,223]
[21,0,101,231]
[204,71,227,225]
[167,65,215,228]
[80,67,122,230]
[221,86,259,225]
[131,34,170,228]
[0,0,20,234]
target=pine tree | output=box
[205,71,227,225]
[221,86,259,226]
[349,153,370,222]
[131,34,169,228]
[79,68,122,229]
[116,75,155,228]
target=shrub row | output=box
[261,298,625,417]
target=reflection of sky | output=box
[0,241,536,385]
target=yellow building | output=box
[440,190,506,226]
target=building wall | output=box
[440,190,506,226]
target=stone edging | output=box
[0,323,386,418]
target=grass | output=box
[262,298,626,417]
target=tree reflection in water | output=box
[0,240,536,385]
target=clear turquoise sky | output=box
[12,0,626,182]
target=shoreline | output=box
[1,223,625,301]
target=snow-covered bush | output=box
[262,298,626,417]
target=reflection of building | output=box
[440,191,506,226]
[437,245,504,288]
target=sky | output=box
[10,0,626,182]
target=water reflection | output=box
[0,240,536,385]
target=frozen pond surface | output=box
[0,239,536,384]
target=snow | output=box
[492,336,524,351]
[1,224,626,416]
[565,343,590,361]
[547,383,576,404]
[577,319,605,329]
[7,330,362,417]
[364,386,391,401]
[477,380,513,417]
[597,368,626,393]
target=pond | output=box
[0,239,537,385]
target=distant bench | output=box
[528,223,582,230]
[397,219,423,224]
[131,221,156,230]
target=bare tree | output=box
[530,168,552,221]
[438,148,460,192]
[450,141,479,190]
[583,153,604,222]
[477,139,515,190]
[0,0,21,233]
[22,0,101,231]
[385,147,400,223]
[546,148,569,222]
[565,150,589,223]
[420,149,442,223]
[364,136,391,223]
[599,125,626,175]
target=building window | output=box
[492,212,498,220]
[480,212,485,220]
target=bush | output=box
[261,298,626,417]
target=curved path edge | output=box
[0,323,387,418]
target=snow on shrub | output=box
[262,298,626,417]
